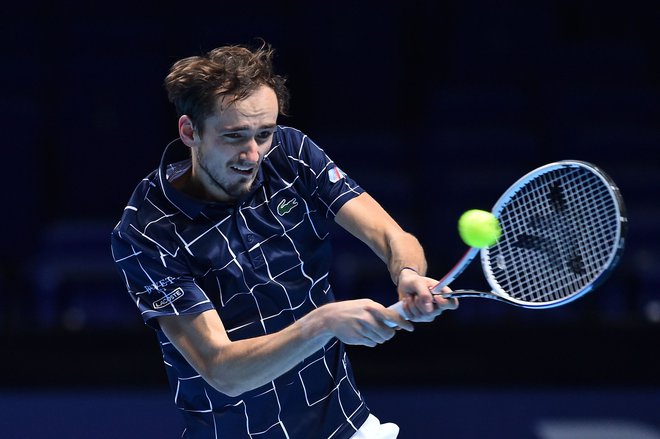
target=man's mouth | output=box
[230,164,255,176]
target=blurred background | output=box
[2,0,659,437]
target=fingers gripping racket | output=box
[390,160,627,317]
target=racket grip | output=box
[384,301,410,328]
[385,289,454,327]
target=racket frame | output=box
[431,160,627,309]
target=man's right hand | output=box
[317,299,414,347]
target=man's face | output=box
[192,85,278,202]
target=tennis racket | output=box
[389,160,627,318]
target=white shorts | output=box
[350,414,399,439]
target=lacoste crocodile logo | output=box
[277,198,299,216]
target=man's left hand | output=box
[396,269,459,322]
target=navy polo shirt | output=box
[111,126,369,438]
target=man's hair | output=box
[164,42,290,135]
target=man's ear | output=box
[178,115,198,147]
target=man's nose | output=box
[242,138,260,162]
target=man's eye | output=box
[257,131,273,139]
[224,133,242,140]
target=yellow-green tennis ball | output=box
[458,209,502,248]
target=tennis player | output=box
[111,42,457,439]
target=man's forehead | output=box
[211,94,278,129]
[216,85,277,110]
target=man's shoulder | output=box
[270,125,330,164]
[272,125,309,155]
[114,169,172,234]
[262,126,304,172]
[275,124,305,140]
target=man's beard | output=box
[196,149,256,201]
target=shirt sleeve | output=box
[110,220,215,330]
[282,127,365,218]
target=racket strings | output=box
[486,165,621,304]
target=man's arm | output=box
[158,298,412,397]
[334,192,458,320]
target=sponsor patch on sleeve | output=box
[153,287,185,309]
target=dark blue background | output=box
[1,1,659,437]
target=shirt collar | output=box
[157,138,265,219]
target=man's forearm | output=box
[207,308,334,396]
[386,231,428,285]
[160,298,408,398]
[159,309,334,397]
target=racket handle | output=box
[383,247,479,328]
[384,301,410,327]
[388,301,409,318]
[384,290,454,327]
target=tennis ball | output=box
[458,209,502,248]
